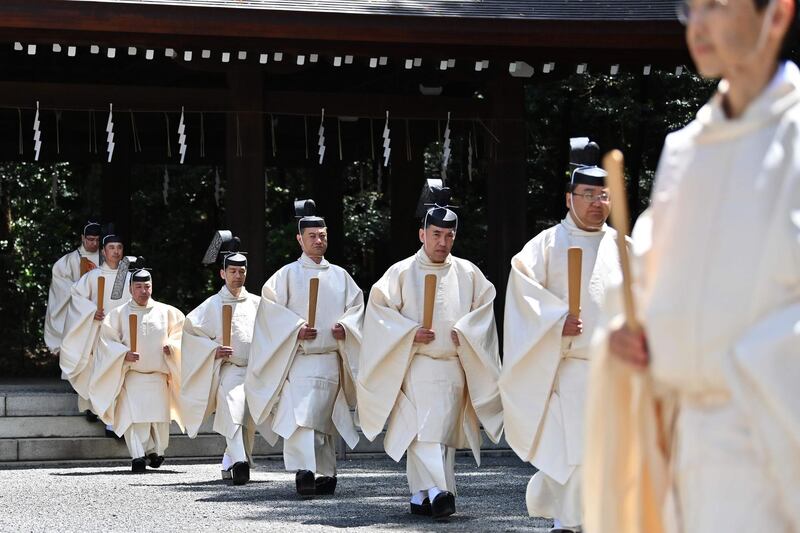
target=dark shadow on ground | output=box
[156,455,550,531]
[50,469,185,477]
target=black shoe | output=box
[146,453,164,469]
[314,476,337,495]
[410,497,432,516]
[431,491,456,520]
[84,410,99,423]
[105,428,118,439]
[231,462,250,485]
[131,458,146,473]
[295,469,315,496]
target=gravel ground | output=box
[1,454,554,532]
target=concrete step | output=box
[0,416,216,439]
[0,429,509,462]
[1,433,284,462]
[1,392,79,417]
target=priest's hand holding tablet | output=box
[124,351,140,362]
[298,325,317,340]
[94,310,105,321]
[215,346,233,359]
[561,314,583,337]
[608,325,648,369]
[162,346,171,356]
[450,330,460,347]
[332,323,346,340]
[414,328,434,344]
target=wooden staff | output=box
[603,149,640,332]
[80,257,94,276]
[567,247,583,317]
[129,314,138,352]
[422,274,437,330]
[96,277,105,313]
[222,304,233,346]
[307,278,320,328]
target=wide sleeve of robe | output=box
[90,306,130,426]
[356,260,421,442]
[452,261,503,443]
[59,271,102,397]
[335,271,365,409]
[163,305,185,431]
[44,251,78,353]
[179,296,223,438]
[244,269,305,427]
[498,232,570,463]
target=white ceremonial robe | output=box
[181,286,260,464]
[44,246,100,354]
[584,61,800,533]
[358,247,503,495]
[59,265,130,412]
[91,298,183,458]
[245,253,364,477]
[499,213,621,526]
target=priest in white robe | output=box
[245,200,363,497]
[181,241,260,485]
[44,221,101,357]
[499,139,621,533]
[91,262,184,473]
[59,233,131,433]
[585,4,800,532]
[358,186,503,520]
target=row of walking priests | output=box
[43,129,798,533]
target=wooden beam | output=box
[0,1,684,51]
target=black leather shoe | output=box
[131,458,146,473]
[146,453,164,469]
[431,491,456,519]
[295,469,315,496]
[410,498,432,516]
[231,462,250,485]
[84,410,99,423]
[314,476,337,495]
[105,428,117,438]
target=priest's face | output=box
[684,0,791,79]
[103,242,124,266]
[131,281,152,306]
[419,224,456,263]
[297,228,328,258]
[220,266,247,291]
[567,185,611,230]
[82,235,100,253]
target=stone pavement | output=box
[1,454,555,532]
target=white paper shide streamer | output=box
[468,132,474,182]
[33,101,42,161]
[442,112,452,180]
[106,103,115,163]
[382,111,391,167]
[318,108,326,164]
[178,107,187,164]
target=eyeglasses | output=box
[571,191,610,203]
[675,0,729,26]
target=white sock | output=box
[554,519,562,529]
[221,452,233,470]
[410,491,428,505]
[106,424,113,431]
[427,486,443,501]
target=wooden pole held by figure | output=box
[568,247,583,317]
[307,278,320,328]
[422,274,437,330]
[96,277,105,313]
[222,304,233,346]
[129,314,138,352]
[603,149,639,332]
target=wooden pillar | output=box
[226,70,265,291]
[388,119,427,266]
[487,77,528,337]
